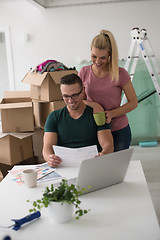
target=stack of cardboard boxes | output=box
[0,170,3,182]
[0,91,35,176]
[0,69,77,176]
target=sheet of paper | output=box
[7,163,60,185]
[53,145,98,167]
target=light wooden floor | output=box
[131,144,160,225]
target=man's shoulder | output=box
[49,106,66,117]
[85,105,93,113]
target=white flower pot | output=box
[48,201,74,224]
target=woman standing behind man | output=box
[78,30,138,152]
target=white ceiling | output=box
[0,0,156,8]
[30,0,156,8]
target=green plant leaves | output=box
[27,179,90,219]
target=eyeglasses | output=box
[62,89,83,100]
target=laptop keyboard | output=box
[67,177,77,185]
[53,177,77,188]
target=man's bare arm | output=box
[43,132,62,167]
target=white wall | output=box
[0,32,9,97]
[0,0,160,91]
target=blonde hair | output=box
[91,30,119,82]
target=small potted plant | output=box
[27,179,90,224]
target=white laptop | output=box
[67,148,134,194]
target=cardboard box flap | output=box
[22,70,78,86]
[0,97,32,103]
[0,102,32,110]
[0,133,9,139]
[4,91,30,98]
[22,71,48,86]
[10,132,34,139]
[49,70,78,84]
[0,132,33,140]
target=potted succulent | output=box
[28,179,90,224]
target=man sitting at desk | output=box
[43,73,113,167]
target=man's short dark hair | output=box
[60,73,83,89]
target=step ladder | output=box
[121,27,160,105]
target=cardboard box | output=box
[32,128,44,157]
[0,133,34,165]
[0,170,3,182]
[0,163,14,178]
[4,91,30,98]
[21,70,78,101]
[0,157,35,178]
[33,100,66,129]
[0,97,34,132]
[34,156,45,164]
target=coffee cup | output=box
[93,112,106,126]
[23,169,37,188]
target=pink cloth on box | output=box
[36,60,57,72]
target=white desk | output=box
[0,161,160,240]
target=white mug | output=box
[23,169,37,188]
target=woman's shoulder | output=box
[119,67,130,78]
[119,67,129,75]
[79,65,92,81]
[79,65,91,73]
[118,67,130,85]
